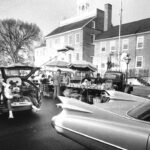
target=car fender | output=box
[52,96,150,150]
[106,90,149,102]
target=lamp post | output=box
[124,54,131,83]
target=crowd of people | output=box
[0,68,105,119]
[0,78,41,119]
[38,69,104,100]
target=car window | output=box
[104,73,121,80]
[4,69,31,76]
[128,102,150,122]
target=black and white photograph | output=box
[0,0,150,150]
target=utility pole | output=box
[118,0,123,70]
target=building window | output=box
[76,53,79,60]
[136,36,144,49]
[55,38,60,45]
[122,39,129,50]
[75,33,80,44]
[91,21,95,28]
[49,40,52,48]
[136,56,143,68]
[110,40,116,51]
[68,34,73,45]
[101,63,105,68]
[68,54,72,62]
[43,48,46,56]
[94,43,100,51]
[100,42,106,52]
[36,51,38,57]
[64,35,68,45]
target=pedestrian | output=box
[81,73,91,84]
[0,79,3,103]
[94,73,103,84]
[62,73,70,86]
[52,69,62,100]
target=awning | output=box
[46,61,69,68]
[68,61,97,72]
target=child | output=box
[0,80,14,119]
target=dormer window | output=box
[91,21,95,29]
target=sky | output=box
[0,0,150,36]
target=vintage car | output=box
[51,91,150,150]
[0,64,41,113]
[104,71,133,93]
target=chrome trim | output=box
[55,124,128,150]
[57,103,93,114]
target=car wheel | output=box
[124,86,131,93]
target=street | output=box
[0,96,87,150]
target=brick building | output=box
[44,1,111,64]
[93,18,150,82]
[36,1,150,82]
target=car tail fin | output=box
[57,96,93,114]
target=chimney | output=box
[104,3,112,31]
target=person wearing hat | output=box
[94,73,103,85]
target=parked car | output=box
[103,71,133,93]
[52,91,150,150]
[0,64,41,113]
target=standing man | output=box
[53,69,62,100]
[94,73,103,84]
[62,73,70,86]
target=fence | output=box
[128,69,149,78]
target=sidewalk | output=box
[132,85,150,98]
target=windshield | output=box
[104,72,122,80]
[4,69,31,77]
[128,102,150,122]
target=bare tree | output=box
[0,19,42,64]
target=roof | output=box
[46,17,94,37]
[46,61,69,68]
[96,18,150,40]
[68,61,97,72]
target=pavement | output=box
[0,96,87,150]
[132,85,150,98]
[0,85,150,150]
